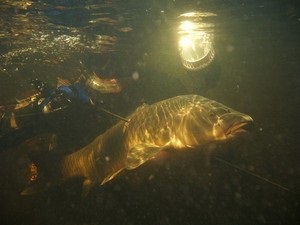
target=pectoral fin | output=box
[126,144,163,170]
[100,168,124,185]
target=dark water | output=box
[0,0,299,225]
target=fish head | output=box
[211,108,253,140]
[175,98,253,147]
[200,100,254,141]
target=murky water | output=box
[0,1,299,225]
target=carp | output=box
[27,95,253,194]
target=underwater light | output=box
[177,12,216,71]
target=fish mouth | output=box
[226,121,253,136]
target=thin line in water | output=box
[213,156,297,195]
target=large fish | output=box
[29,95,253,193]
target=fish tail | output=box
[21,148,63,195]
[30,150,62,179]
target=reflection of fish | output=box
[30,95,253,193]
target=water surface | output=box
[0,1,299,225]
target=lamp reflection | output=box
[178,12,216,71]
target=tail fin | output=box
[21,150,63,195]
[29,150,62,179]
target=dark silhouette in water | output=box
[0,78,101,152]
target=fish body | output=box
[38,95,253,188]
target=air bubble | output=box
[132,71,139,80]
